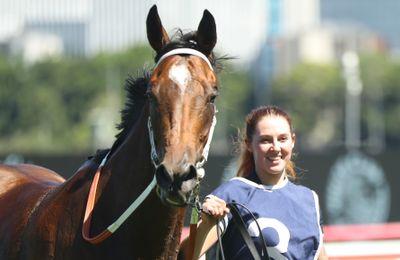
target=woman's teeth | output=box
[267,156,281,162]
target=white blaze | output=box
[169,64,191,92]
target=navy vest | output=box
[211,175,323,260]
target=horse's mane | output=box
[108,73,149,154]
[107,29,227,156]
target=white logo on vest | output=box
[248,218,290,260]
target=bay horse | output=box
[0,5,219,259]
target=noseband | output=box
[147,109,217,177]
[82,48,217,244]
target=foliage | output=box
[0,46,154,153]
[1,48,399,154]
[213,66,252,154]
[0,46,252,154]
[379,57,400,144]
[271,63,345,150]
[270,53,400,150]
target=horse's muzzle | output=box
[155,164,198,207]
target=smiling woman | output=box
[182,106,328,260]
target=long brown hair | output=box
[236,106,297,180]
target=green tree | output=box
[1,45,255,154]
[213,66,252,154]
[271,63,345,150]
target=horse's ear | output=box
[197,10,217,56]
[146,5,170,52]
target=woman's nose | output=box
[271,140,281,151]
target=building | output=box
[251,0,320,105]
[0,0,269,65]
[321,0,400,53]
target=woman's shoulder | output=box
[286,181,320,203]
[210,177,259,202]
[287,180,314,192]
[212,177,257,194]
[231,176,264,187]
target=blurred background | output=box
[1,0,399,257]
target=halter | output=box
[82,48,217,244]
[149,48,217,176]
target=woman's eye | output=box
[279,137,288,142]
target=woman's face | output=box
[248,115,295,177]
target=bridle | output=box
[148,47,216,172]
[82,48,217,244]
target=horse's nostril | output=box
[167,165,197,191]
[187,165,197,181]
[155,164,173,189]
[176,165,197,183]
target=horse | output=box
[0,5,219,259]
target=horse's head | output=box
[146,6,218,207]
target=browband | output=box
[154,48,214,71]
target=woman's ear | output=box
[291,133,296,148]
[246,140,253,153]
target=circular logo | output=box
[326,151,390,224]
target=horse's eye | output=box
[145,91,154,101]
[209,94,218,104]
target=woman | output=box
[185,106,328,259]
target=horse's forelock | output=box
[153,29,220,69]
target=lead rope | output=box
[82,152,157,244]
[186,183,202,260]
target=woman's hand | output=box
[201,195,230,219]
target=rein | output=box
[82,48,216,245]
[217,202,270,260]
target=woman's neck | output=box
[256,170,287,186]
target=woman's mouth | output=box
[266,156,281,163]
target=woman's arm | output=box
[318,245,329,260]
[191,215,219,259]
[180,195,230,260]
[179,217,219,260]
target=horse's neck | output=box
[92,109,154,222]
[89,109,184,253]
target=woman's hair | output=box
[236,105,297,180]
